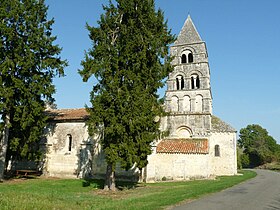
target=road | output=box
[172,169,280,210]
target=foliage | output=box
[275,144,280,161]
[258,162,280,171]
[240,153,250,168]
[0,170,256,209]
[79,0,175,189]
[0,0,67,161]
[238,124,280,167]
[236,148,243,169]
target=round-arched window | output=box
[181,54,187,63]
[181,50,194,64]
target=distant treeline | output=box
[237,124,280,169]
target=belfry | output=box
[145,16,237,181]
[165,15,212,138]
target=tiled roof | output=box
[46,108,89,122]
[175,15,202,45]
[211,115,236,132]
[156,139,208,154]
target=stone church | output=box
[42,16,237,181]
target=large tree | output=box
[0,0,67,180]
[238,124,279,167]
[79,0,174,190]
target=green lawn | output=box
[0,170,256,210]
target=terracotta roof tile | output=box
[156,139,208,154]
[46,108,89,122]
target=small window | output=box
[67,134,72,152]
[176,75,184,90]
[176,78,180,90]
[181,54,187,63]
[214,145,220,157]
[188,53,193,63]
[196,75,200,89]
[191,77,195,89]
[191,74,200,89]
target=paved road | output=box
[172,169,280,210]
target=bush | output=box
[240,153,250,168]
[237,149,243,169]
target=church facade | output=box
[144,15,237,181]
[42,16,237,181]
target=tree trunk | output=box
[0,113,10,181]
[139,168,143,182]
[104,163,116,191]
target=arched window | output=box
[188,53,193,63]
[191,77,195,89]
[196,75,200,89]
[181,77,184,89]
[190,74,200,89]
[176,78,180,90]
[215,145,220,157]
[181,54,187,63]
[176,75,184,90]
[67,134,72,152]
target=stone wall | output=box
[145,146,212,182]
[44,121,139,181]
[44,122,93,178]
[42,120,237,181]
[210,132,237,175]
[144,131,237,182]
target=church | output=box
[42,16,237,181]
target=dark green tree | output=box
[238,124,279,167]
[79,0,174,190]
[0,0,67,180]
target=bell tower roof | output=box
[175,15,202,45]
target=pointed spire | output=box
[175,15,202,44]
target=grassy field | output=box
[0,170,256,210]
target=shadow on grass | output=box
[82,179,104,189]
[82,179,140,190]
[4,172,42,181]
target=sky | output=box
[45,0,280,143]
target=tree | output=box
[238,124,279,167]
[79,0,174,190]
[0,0,67,181]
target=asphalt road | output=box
[172,169,280,210]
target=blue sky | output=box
[45,0,280,143]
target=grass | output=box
[0,170,256,210]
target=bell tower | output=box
[165,15,212,138]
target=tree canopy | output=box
[0,0,67,180]
[79,0,175,190]
[238,124,280,167]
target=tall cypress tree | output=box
[0,0,67,180]
[79,0,174,190]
